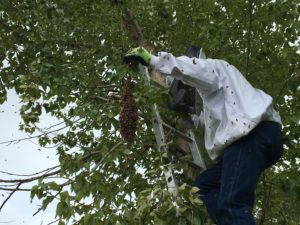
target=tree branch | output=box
[0,183,21,212]
[0,125,68,146]
[122,8,145,45]
[274,73,297,104]
[0,167,64,212]
[0,187,31,191]
[0,169,61,183]
[246,0,253,77]
[0,165,59,177]
[90,141,124,173]
[258,172,268,225]
[0,117,81,146]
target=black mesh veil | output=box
[168,46,204,115]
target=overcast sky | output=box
[0,89,59,225]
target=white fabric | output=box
[150,52,281,160]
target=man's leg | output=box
[217,139,261,225]
[195,161,223,224]
[217,121,283,225]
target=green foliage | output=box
[1,0,299,224]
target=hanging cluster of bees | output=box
[119,78,138,143]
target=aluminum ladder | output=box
[139,65,206,196]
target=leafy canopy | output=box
[0,0,299,224]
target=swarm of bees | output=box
[119,78,138,143]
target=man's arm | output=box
[123,47,220,93]
[150,52,220,92]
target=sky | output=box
[0,89,59,225]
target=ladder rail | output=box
[139,64,206,194]
[186,130,206,170]
[152,104,178,195]
[161,121,194,142]
[140,65,178,196]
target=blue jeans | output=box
[195,121,283,225]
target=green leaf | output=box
[58,220,65,225]
[30,185,39,200]
[190,197,203,207]
[42,196,54,210]
[190,186,200,194]
[19,84,28,89]
[48,181,61,191]
[178,183,187,191]
[123,149,131,155]
[176,206,188,214]
[56,202,64,217]
[59,191,69,201]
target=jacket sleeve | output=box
[150,52,220,92]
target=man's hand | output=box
[123,47,153,66]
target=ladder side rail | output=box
[186,130,206,170]
[139,65,178,196]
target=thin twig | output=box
[0,126,68,146]
[0,169,61,183]
[93,85,120,89]
[274,73,297,104]
[0,183,21,187]
[246,0,253,77]
[0,183,21,212]
[35,120,66,132]
[91,141,124,172]
[0,187,31,191]
[258,172,267,225]
[122,8,145,45]
[91,96,109,102]
[0,165,59,177]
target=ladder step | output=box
[161,121,193,142]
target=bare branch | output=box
[35,120,66,132]
[122,8,145,45]
[0,117,83,146]
[0,169,61,183]
[246,0,253,77]
[0,165,59,177]
[0,187,31,191]
[0,140,122,213]
[91,96,109,102]
[0,126,67,146]
[0,183,21,187]
[0,167,66,212]
[92,85,120,89]
[91,141,124,172]
[0,183,21,212]
[274,73,297,104]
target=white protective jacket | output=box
[150,52,281,160]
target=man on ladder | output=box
[123,46,283,225]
